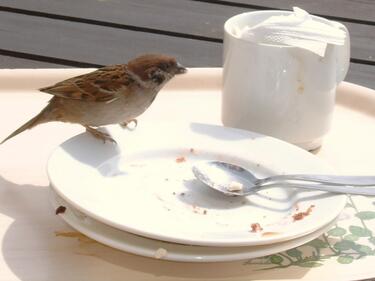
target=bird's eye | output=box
[158,63,169,71]
[151,71,165,84]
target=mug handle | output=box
[331,21,350,84]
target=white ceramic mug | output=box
[222,11,350,150]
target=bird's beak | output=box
[176,62,187,74]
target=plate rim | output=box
[50,188,339,263]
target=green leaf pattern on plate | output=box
[328,227,346,237]
[349,225,372,237]
[244,196,375,270]
[270,255,283,264]
[356,211,375,220]
[337,256,354,264]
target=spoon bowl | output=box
[192,161,375,196]
[192,161,259,196]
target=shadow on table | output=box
[0,175,315,281]
[59,128,123,176]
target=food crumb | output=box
[172,192,176,195]
[189,148,196,153]
[262,232,281,237]
[154,248,168,259]
[192,205,198,213]
[180,192,185,196]
[227,181,243,192]
[55,206,66,215]
[175,156,186,163]
[191,205,207,215]
[250,223,263,233]
[292,205,315,221]
[55,231,95,243]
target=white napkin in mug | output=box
[237,7,346,56]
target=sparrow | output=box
[1,54,187,144]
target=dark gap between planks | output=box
[0,49,102,68]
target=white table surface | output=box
[0,68,374,281]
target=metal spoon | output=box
[192,161,375,196]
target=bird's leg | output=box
[84,126,116,144]
[120,119,138,130]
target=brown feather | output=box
[39,64,133,102]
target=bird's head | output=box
[127,54,187,88]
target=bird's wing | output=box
[39,65,133,102]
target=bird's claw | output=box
[85,126,117,144]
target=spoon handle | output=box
[258,175,375,186]
[264,182,375,196]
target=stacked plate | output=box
[47,123,346,262]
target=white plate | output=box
[50,188,338,262]
[47,123,346,247]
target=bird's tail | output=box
[1,108,49,144]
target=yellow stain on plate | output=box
[54,231,96,244]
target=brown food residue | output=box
[292,205,315,221]
[250,223,263,233]
[54,231,96,244]
[189,148,196,154]
[261,231,281,237]
[55,205,66,215]
[175,156,186,163]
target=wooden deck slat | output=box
[0,55,69,68]
[221,0,375,22]
[0,12,221,67]
[345,63,375,89]
[346,23,374,63]
[1,1,374,62]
